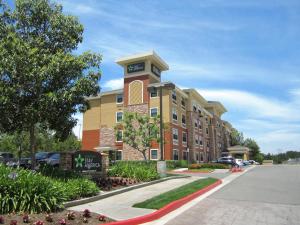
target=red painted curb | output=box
[104,179,222,225]
[230,168,243,173]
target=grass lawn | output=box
[188,168,214,173]
[133,177,218,209]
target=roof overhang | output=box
[115,50,169,71]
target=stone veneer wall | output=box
[123,103,149,160]
[100,127,115,147]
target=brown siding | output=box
[82,129,100,150]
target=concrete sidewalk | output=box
[68,176,201,221]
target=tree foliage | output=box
[0,0,101,167]
[116,112,160,160]
[0,129,81,157]
[230,128,244,146]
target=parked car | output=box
[0,152,14,164]
[243,160,251,166]
[39,153,60,167]
[235,158,244,166]
[217,156,235,165]
[35,152,56,163]
[249,160,260,165]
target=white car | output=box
[235,158,244,166]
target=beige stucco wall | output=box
[149,89,171,123]
[100,94,123,128]
[83,99,101,130]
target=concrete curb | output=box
[104,179,222,225]
[64,175,189,208]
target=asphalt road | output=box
[165,165,300,225]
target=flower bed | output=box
[189,163,230,170]
[92,177,139,191]
[0,209,113,225]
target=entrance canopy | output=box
[227,145,250,160]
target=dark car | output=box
[0,152,15,164]
[35,152,56,162]
[39,153,60,167]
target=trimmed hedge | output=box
[108,161,159,181]
[189,163,230,170]
[166,160,188,169]
[0,164,99,214]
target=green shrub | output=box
[0,164,66,213]
[108,161,159,181]
[189,163,230,170]
[0,164,99,214]
[39,164,82,180]
[64,178,99,200]
[166,160,188,169]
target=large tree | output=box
[0,0,101,168]
[230,128,244,146]
[116,112,160,160]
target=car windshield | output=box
[49,153,60,160]
[35,152,48,159]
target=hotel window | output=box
[183,151,188,160]
[193,105,197,112]
[182,132,187,145]
[200,152,204,162]
[116,150,122,161]
[199,120,202,129]
[150,88,158,98]
[172,128,178,144]
[206,127,209,135]
[172,108,178,121]
[181,98,186,108]
[194,119,198,128]
[198,109,202,116]
[182,114,186,127]
[173,149,179,160]
[207,141,210,148]
[195,135,199,145]
[199,136,203,146]
[116,94,123,104]
[150,149,158,160]
[172,90,177,102]
[116,111,123,123]
[116,130,123,142]
[150,107,158,117]
[205,117,209,124]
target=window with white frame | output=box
[182,114,186,127]
[116,111,123,122]
[116,150,122,161]
[172,90,177,102]
[181,98,186,108]
[194,119,198,128]
[150,88,158,98]
[195,135,199,145]
[150,149,158,160]
[173,149,179,160]
[207,141,210,147]
[150,107,158,117]
[193,105,197,112]
[116,94,123,104]
[172,128,178,144]
[172,108,178,121]
[199,120,202,129]
[206,127,209,135]
[116,130,123,142]
[182,132,187,145]
[199,136,203,146]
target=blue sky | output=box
[59,0,300,154]
[8,0,300,153]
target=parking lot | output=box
[165,165,300,225]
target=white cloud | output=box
[102,78,124,90]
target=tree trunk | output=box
[30,125,36,169]
[142,151,147,161]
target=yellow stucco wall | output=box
[149,89,171,123]
[100,94,123,127]
[83,99,101,130]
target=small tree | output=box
[230,128,244,146]
[116,112,160,160]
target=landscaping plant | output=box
[189,163,230,170]
[108,161,159,181]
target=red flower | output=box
[59,218,67,225]
[98,215,106,221]
[83,209,91,218]
[33,220,44,225]
[10,220,17,225]
[23,214,30,223]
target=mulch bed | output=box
[0,210,114,225]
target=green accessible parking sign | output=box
[73,151,102,171]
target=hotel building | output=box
[81,51,233,162]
